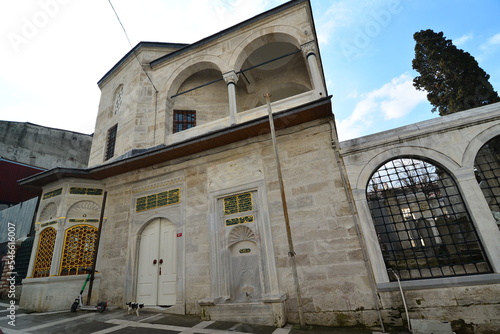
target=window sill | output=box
[377,273,500,292]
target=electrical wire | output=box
[107,0,158,93]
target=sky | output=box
[1,0,500,141]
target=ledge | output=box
[261,293,287,303]
[377,273,500,292]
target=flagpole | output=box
[264,93,305,327]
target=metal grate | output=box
[474,136,500,229]
[105,124,118,160]
[60,225,98,276]
[366,157,492,281]
[173,110,196,133]
[33,228,56,278]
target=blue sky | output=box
[1,0,500,141]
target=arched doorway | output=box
[137,218,177,306]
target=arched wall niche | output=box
[39,202,57,222]
[66,200,101,220]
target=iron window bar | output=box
[366,157,492,281]
[474,135,500,228]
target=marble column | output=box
[223,71,239,125]
[302,41,325,99]
[49,219,66,276]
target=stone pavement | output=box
[0,301,393,334]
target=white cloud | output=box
[315,1,354,46]
[315,0,404,62]
[480,32,500,51]
[338,73,427,140]
[454,33,473,46]
[0,0,287,134]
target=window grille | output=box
[60,225,98,276]
[366,157,491,281]
[105,124,118,160]
[33,228,56,278]
[173,110,196,133]
[474,135,500,229]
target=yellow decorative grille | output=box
[69,187,103,195]
[60,225,98,276]
[224,192,253,215]
[225,215,254,226]
[42,188,62,200]
[68,219,99,223]
[136,188,180,212]
[33,228,56,278]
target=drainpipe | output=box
[87,191,107,305]
[264,94,305,327]
[329,120,386,333]
[388,269,412,333]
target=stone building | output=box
[18,0,500,332]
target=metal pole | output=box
[264,93,305,327]
[87,191,107,305]
[389,269,411,333]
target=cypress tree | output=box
[412,29,500,116]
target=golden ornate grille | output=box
[33,227,56,278]
[136,188,180,212]
[223,192,254,226]
[224,192,253,215]
[60,225,98,276]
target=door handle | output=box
[153,259,157,265]
[159,259,163,265]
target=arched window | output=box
[33,228,56,278]
[366,157,491,281]
[474,135,500,228]
[60,225,98,276]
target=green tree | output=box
[412,29,500,116]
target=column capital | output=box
[301,41,317,58]
[223,71,239,85]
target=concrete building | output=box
[0,121,92,170]
[18,1,500,332]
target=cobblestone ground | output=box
[0,301,393,334]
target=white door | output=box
[137,218,177,306]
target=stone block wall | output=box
[95,116,377,326]
[340,103,500,333]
